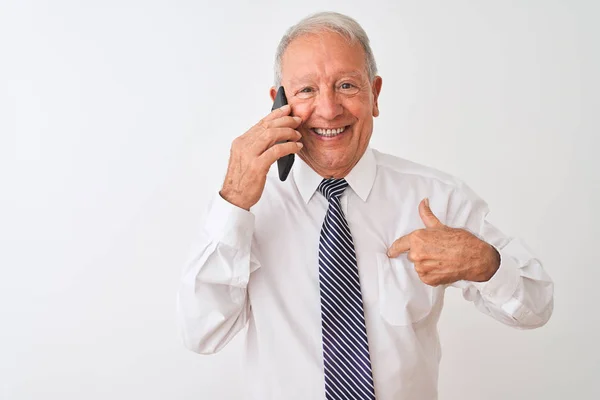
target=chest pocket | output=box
[376,253,435,326]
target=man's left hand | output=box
[386,198,500,286]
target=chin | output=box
[301,143,360,172]
[318,156,354,176]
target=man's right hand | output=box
[219,104,303,211]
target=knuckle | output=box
[421,274,434,286]
[258,118,270,130]
[268,144,283,158]
[414,263,423,275]
[410,250,423,262]
[262,128,276,141]
[281,127,293,140]
[415,229,427,240]
[231,137,243,152]
[282,126,293,136]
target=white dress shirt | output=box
[177,147,554,400]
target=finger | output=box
[419,198,443,229]
[260,104,292,123]
[387,234,411,258]
[414,261,425,275]
[263,115,303,129]
[252,128,302,154]
[407,249,419,263]
[256,141,304,171]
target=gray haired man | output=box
[178,11,553,400]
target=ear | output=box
[371,76,383,117]
[270,87,277,102]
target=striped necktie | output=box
[317,178,376,400]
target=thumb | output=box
[419,198,443,229]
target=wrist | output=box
[219,188,251,211]
[469,242,500,282]
[481,244,500,282]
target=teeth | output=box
[314,127,346,136]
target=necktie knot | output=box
[318,178,348,201]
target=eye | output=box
[296,86,316,99]
[338,82,360,95]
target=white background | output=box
[1,0,598,399]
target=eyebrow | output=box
[288,70,366,85]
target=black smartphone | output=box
[271,86,295,181]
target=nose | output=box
[314,89,343,120]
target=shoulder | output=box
[371,148,486,206]
[373,148,461,188]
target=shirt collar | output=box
[293,147,377,204]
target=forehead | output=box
[280,31,367,83]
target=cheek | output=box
[345,97,372,121]
[290,102,312,121]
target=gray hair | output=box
[273,11,378,87]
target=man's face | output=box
[271,31,383,178]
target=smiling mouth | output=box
[310,126,349,137]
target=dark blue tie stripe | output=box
[324,344,374,398]
[323,221,356,266]
[321,314,372,375]
[318,265,365,317]
[322,221,358,267]
[325,219,355,252]
[324,354,371,399]
[320,220,359,274]
[321,310,371,369]
[318,178,376,400]
[319,242,361,290]
[320,287,368,343]
[326,208,355,243]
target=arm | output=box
[387,184,554,329]
[449,187,554,329]
[177,104,303,354]
[176,193,259,354]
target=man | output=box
[177,11,554,400]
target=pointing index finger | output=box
[387,234,411,258]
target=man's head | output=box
[270,12,383,179]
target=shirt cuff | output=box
[471,242,520,304]
[204,192,255,249]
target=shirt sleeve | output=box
[176,192,260,354]
[447,183,554,329]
